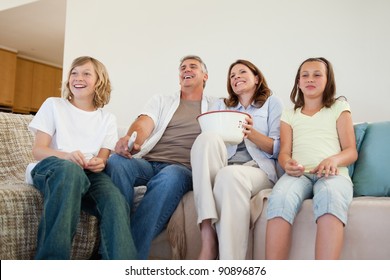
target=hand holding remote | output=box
[127,131,137,151]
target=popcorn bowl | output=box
[197,110,250,145]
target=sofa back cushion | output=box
[352,121,390,197]
[0,112,35,183]
[348,122,368,177]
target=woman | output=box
[191,59,283,259]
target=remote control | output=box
[127,131,137,151]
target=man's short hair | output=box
[180,55,208,74]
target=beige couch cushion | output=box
[0,183,100,259]
[0,112,99,259]
[0,112,34,183]
[166,190,264,259]
[253,189,390,260]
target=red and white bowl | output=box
[197,110,250,145]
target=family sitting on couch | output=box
[19,54,389,260]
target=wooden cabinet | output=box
[13,58,34,113]
[0,48,62,114]
[13,58,62,113]
[0,49,17,107]
[30,62,62,111]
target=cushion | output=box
[353,121,390,197]
[347,122,368,177]
[0,112,35,183]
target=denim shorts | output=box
[267,173,353,225]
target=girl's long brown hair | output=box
[290,57,336,110]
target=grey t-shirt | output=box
[228,140,253,165]
[144,99,201,169]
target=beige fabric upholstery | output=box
[167,191,201,259]
[3,112,389,260]
[0,112,100,259]
[167,188,390,260]
[0,183,100,259]
[253,189,390,260]
[166,191,255,259]
[0,112,35,183]
[0,112,167,259]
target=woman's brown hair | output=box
[225,59,272,108]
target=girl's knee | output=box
[268,190,302,215]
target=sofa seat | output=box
[0,112,101,259]
[164,188,390,260]
[164,190,257,259]
[0,112,161,259]
[253,189,390,259]
[162,121,390,260]
[2,111,389,260]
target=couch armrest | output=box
[0,183,99,259]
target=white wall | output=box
[63,0,390,128]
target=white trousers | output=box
[191,132,273,259]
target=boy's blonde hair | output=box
[63,56,111,108]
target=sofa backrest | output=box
[0,112,35,183]
[352,121,390,197]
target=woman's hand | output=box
[242,116,274,155]
[242,116,254,138]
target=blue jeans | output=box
[267,173,353,225]
[105,154,193,259]
[31,156,137,259]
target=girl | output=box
[191,59,283,259]
[265,57,358,259]
[26,56,137,259]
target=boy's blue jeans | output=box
[31,156,137,259]
[105,154,193,259]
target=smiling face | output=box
[298,61,327,99]
[229,63,259,97]
[68,61,97,101]
[179,58,208,89]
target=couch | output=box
[0,112,147,259]
[1,111,390,260]
[157,120,390,260]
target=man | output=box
[105,55,215,259]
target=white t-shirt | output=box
[25,97,118,184]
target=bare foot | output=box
[198,249,218,259]
[198,219,218,260]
